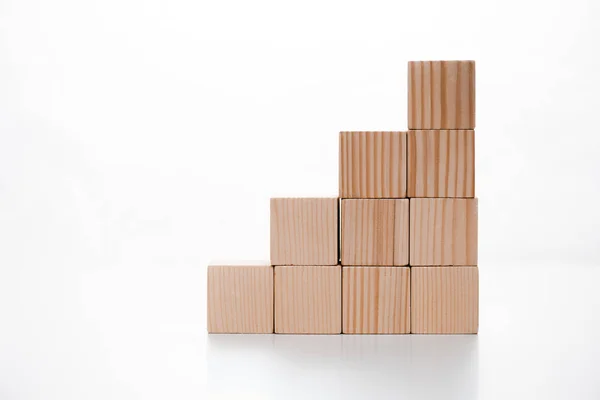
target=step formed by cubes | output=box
[274,265,341,334]
[411,267,479,334]
[339,131,407,199]
[408,61,475,130]
[341,199,408,266]
[343,267,410,334]
[410,198,478,266]
[270,198,338,266]
[208,59,480,336]
[408,130,475,198]
[207,262,273,333]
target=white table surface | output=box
[1,263,599,400]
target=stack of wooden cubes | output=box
[208,60,478,335]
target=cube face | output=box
[410,198,477,266]
[408,61,475,130]
[411,267,478,334]
[339,131,407,198]
[274,266,341,334]
[343,267,410,334]
[341,199,408,266]
[408,130,475,198]
[270,198,338,266]
[207,264,273,333]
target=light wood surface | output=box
[341,199,408,266]
[408,130,475,198]
[343,267,410,334]
[411,266,479,334]
[270,198,338,266]
[410,198,478,266]
[408,60,475,129]
[207,263,273,333]
[339,131,407,198]
[274,265,341,334]
[394,200,409,266]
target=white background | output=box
[1,0,600,399]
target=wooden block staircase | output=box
[207,60,478,334]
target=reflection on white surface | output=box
[207,334,478,399]
[205,264,600,399]
[1,264,600,399]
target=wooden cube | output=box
[342,267,410,334]
[410,198,477,266]
[339,131,407,198]
[274,265,341,334]
[408,130,475,198]
[411,267,479,334]
[341,199,408,266]
[270,198,338,266]
[408,60,475,129]
[207,262,273,333]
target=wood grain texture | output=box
[410,198,478,266]
[339,131,407,198]
[408,130,475,198]
[341,199,408,266]
[408,61,475,129]
[274,265,341,334]
[342,267,410,334]
[270,198,338,266]
[411,267,479,334]
[207,263,273,333]
[394,200,409,266]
